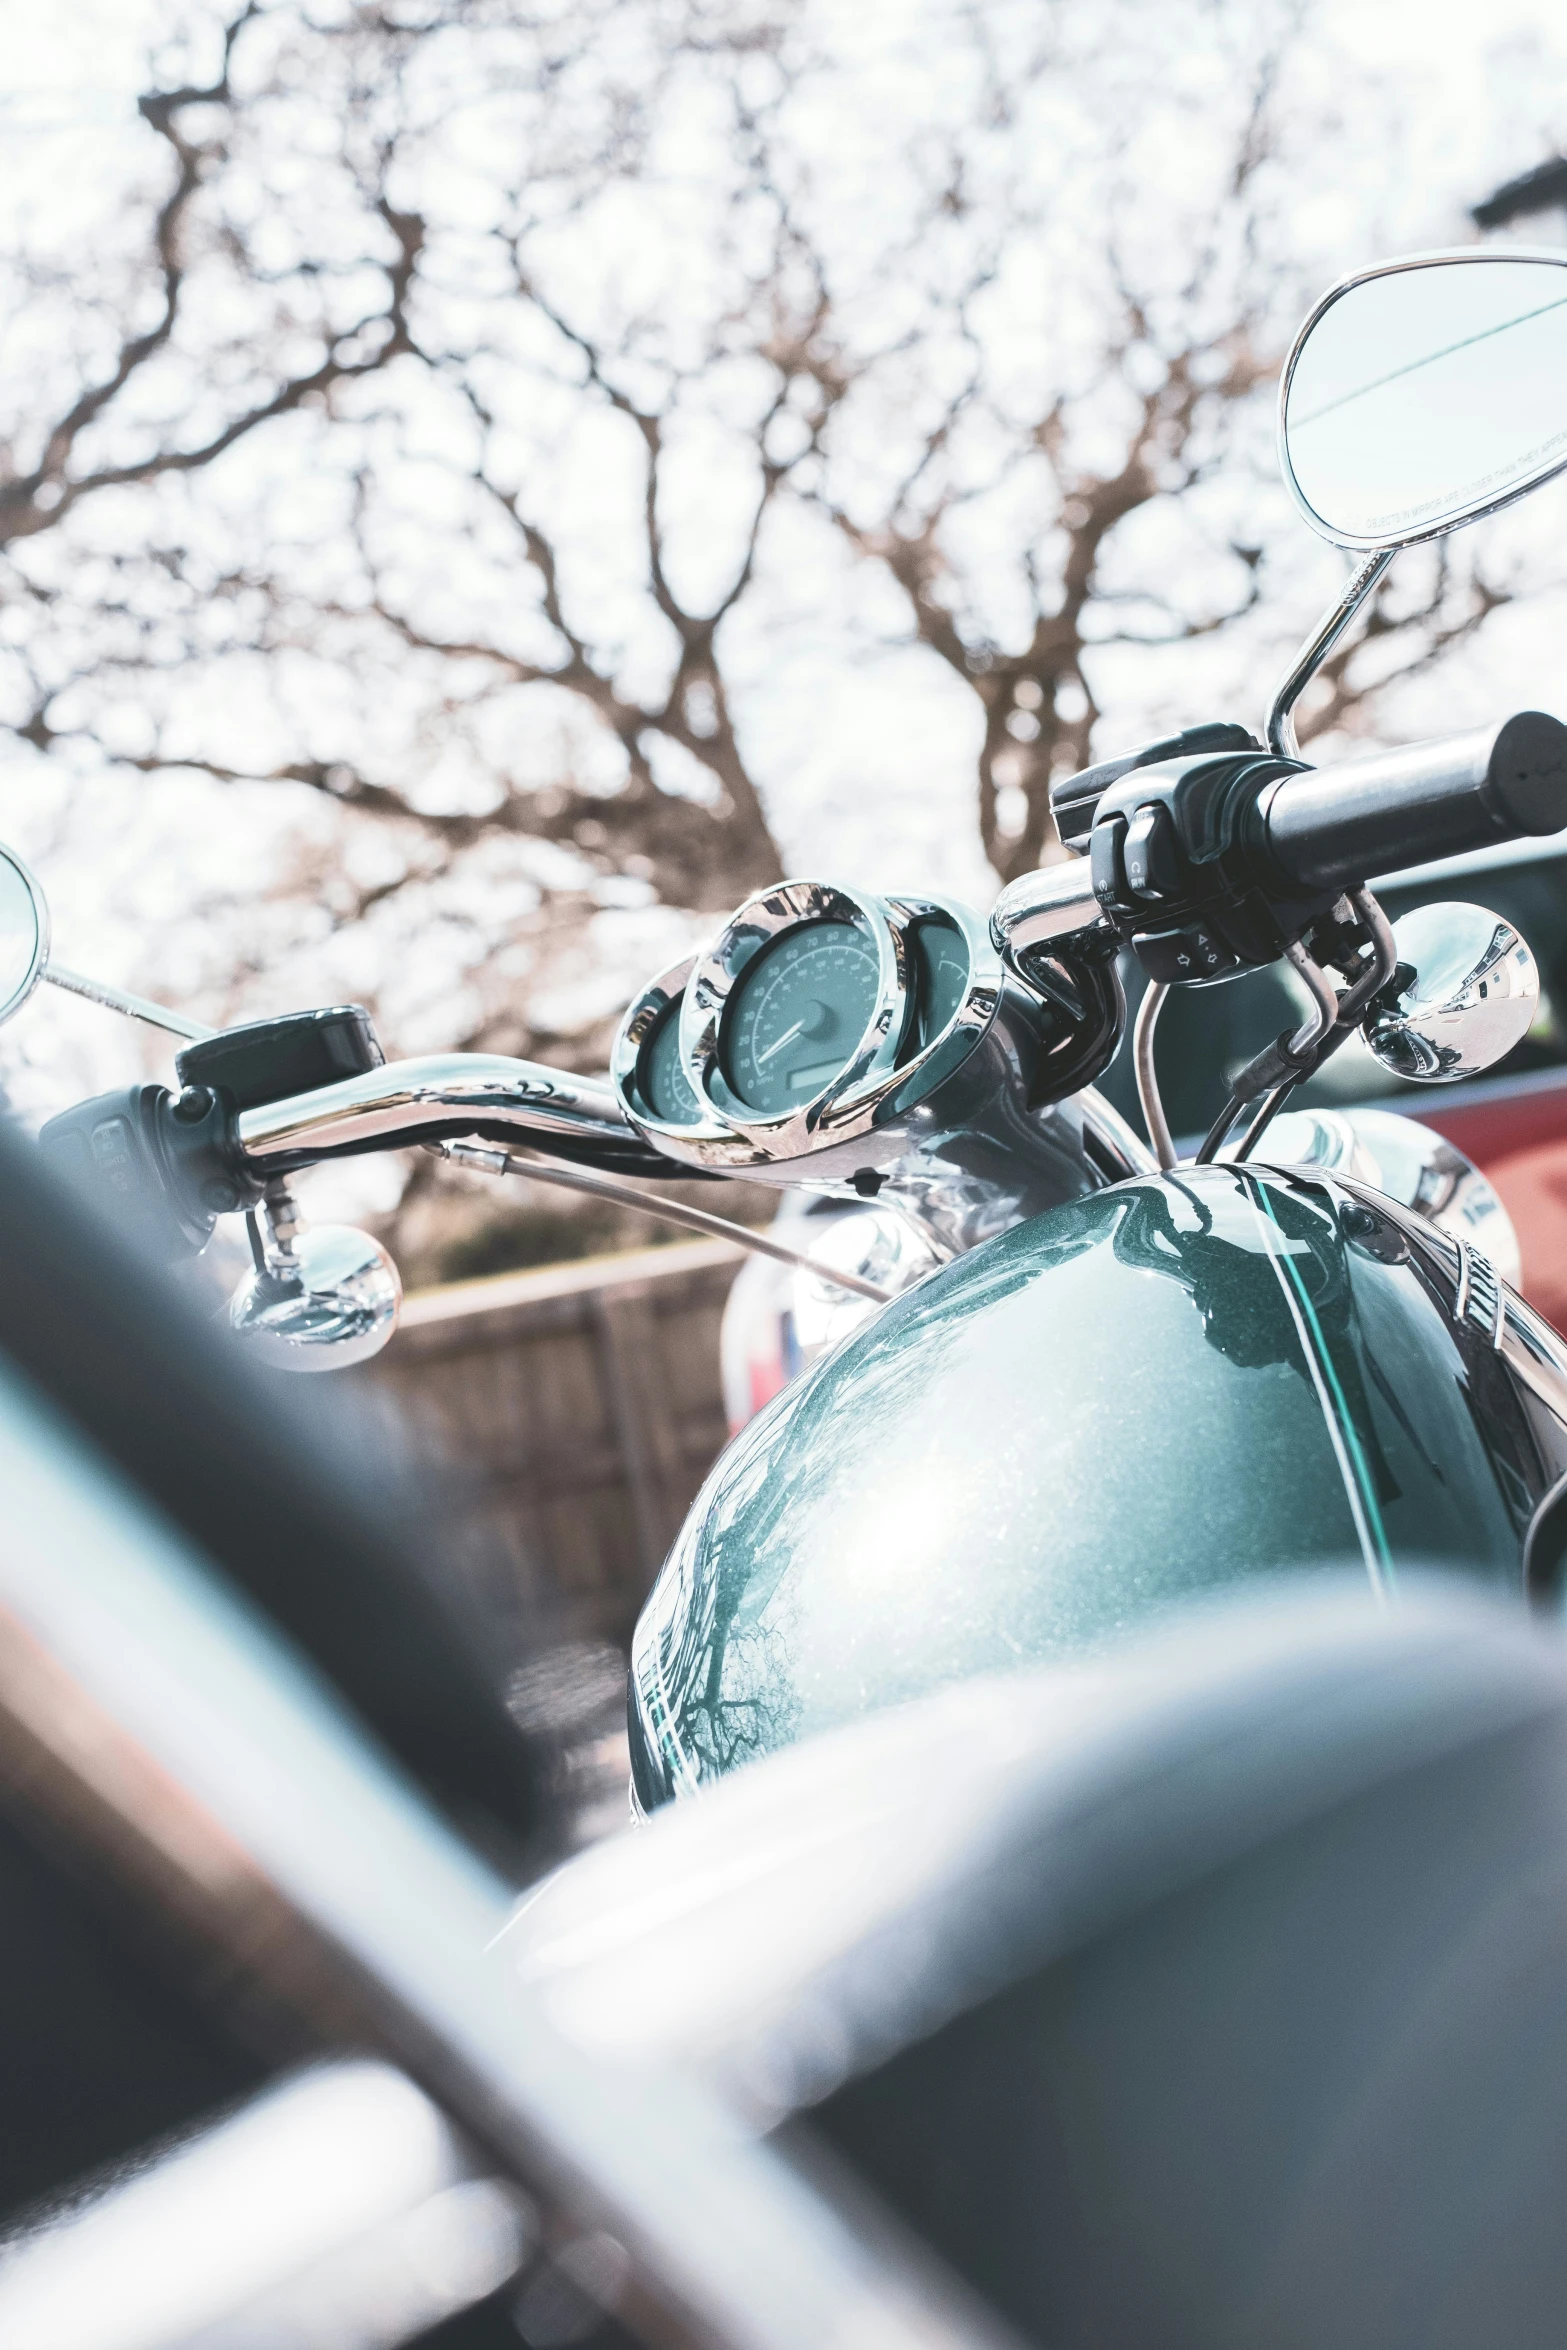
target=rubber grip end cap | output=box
[1489,710,1567,835]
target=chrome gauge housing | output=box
[686,880,907,1156]
[610,951,758,1170]
[609,882,1006,1177]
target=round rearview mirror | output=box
[1365,902,1539,1084]
[229,1224,402,1371]
[0,845,49,1028]
[1282,251,1567,550]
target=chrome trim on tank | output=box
[1498,1290,1567,1421]
[1258,1111,1520,1291]
[1321,1168,1567,1427]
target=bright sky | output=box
[0,0,1562,195]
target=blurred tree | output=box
[0,0,1538,1110]
[0,0,798,950]
[777,5,1529,880]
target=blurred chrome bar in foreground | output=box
[0,1351,1012,2350]
[0,2063,529,2350]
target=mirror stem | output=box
[1264,548,1396,757]
[43,962,216,1044]
[257,1180,303,1270]
[1132,982,1177,1171]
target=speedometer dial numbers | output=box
[723,921,883,1115]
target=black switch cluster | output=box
[1083,743,1336,987]
[1050,721,1260,849]
[1121,803,1182,900]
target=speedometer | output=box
[615,879,1005,1177]
[723,920,884,1116]
[609,952,745,1163]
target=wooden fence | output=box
[354,1238,743,1652]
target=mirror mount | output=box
[1264,546,1396,758]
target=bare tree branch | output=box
[0,5,424,550]
[0,0,1548,1064]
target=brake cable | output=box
[432,1141,893,1304]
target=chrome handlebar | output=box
[236,1053,640,1169]
[989,857,1105,963]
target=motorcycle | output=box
[12,244,1567,2350]
[7,244,1567,1831]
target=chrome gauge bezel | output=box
[682,880,908,1157]
[883,891,1004,1116]
[612,880,1005,1172]
[608,951,760,1170]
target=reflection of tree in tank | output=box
[658,1194,1110,1780]
[642,1403,781,1779]
[639,1370,815,1779]
[1112,1171,1405,1511]
[679,1614,803,1781]
[1112,1178,1301,1370]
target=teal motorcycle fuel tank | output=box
[628,1164,1567,1810]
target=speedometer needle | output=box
[755,1019,805,1066]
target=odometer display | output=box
[724,920,882,1116]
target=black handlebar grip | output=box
[1251,711,1567,897]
